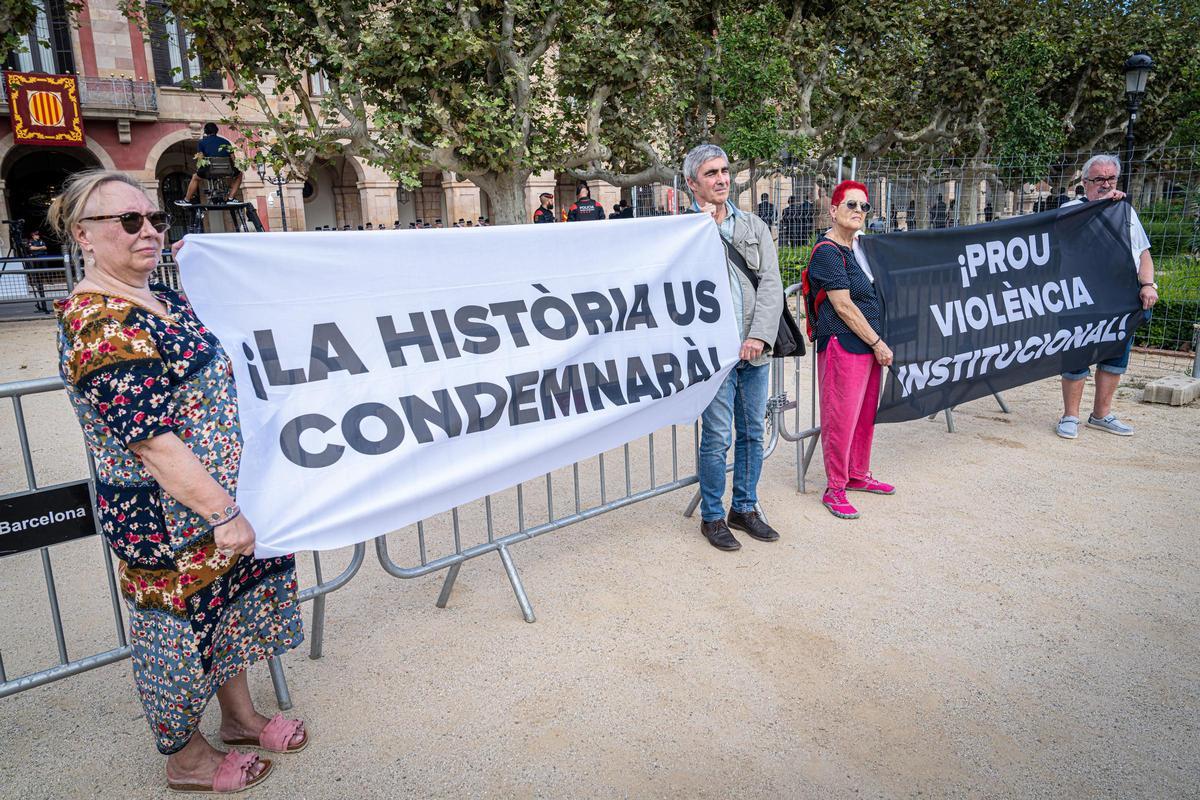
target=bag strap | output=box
[807,238,847,270]
[719,237,759,289]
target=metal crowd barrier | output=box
[375,363,788,623]
[0,253,76,310]
[0,375,365,710]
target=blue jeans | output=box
[698,361,770,522]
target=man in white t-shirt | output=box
[1056,153,1159,439]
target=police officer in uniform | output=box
[533,192,556,223]
[567,183,605,221]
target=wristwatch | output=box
[1140,281,1158,290]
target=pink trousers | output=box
[818,335,881,490]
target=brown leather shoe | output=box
[701,519,741,551]
[727,509,780,542]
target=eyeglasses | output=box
[1084,175,1118,185]
[81,211,172,235]
[842,200,872,213]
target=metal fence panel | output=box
[0,253,75,310]
[664,145,1197,377]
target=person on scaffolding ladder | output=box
[176,123,243,207]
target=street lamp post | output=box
[1121,52,1154,195]
[254,155,290,231]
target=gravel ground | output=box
[1,317,1197,800]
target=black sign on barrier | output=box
[0,481,97,557]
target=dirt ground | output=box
[1,316,1198,800]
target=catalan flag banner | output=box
[4,71,85,147]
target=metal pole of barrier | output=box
[1192,324,1200,378]
[309,553,326,659]
[0,648,132,698]
[485,496,495,542]
[13,394,71,665]
[435,564,461,609]
[648,433,656,487]
[452,507,462,554]
[516,483,525,531]
[770,288,824,494]
[572,464,582,514]
[497,545,535,623]
[267,656,292,711]
[671,425,679,482]
[43,545,71,663]
[598,453,607,504]
[296,541,365,661]
[63,252,75,293]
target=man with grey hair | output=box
[1056,153,1159,438]
[683,143,784,551]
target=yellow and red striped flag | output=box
[4,71,85,147]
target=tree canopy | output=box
[12,0,1197,221]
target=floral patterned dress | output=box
[55,285,303,755]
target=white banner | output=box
[177,215,740,556]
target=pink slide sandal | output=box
[222,713,310,753]
[168,750,273,794]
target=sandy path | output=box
[1,318,1197,799]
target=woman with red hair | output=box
[807,180,894,519]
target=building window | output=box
[307,70,331,97]
[148,1,223,89]
[3,0,76,75]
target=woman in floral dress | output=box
[50,170,307,793]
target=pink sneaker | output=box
[822,488,860,519]
[846,473,895,495]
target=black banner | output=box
[0,481,97,557]
[859,201,1144,423]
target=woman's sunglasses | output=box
[81,211,172,235]
[841,200,872,213]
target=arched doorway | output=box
[2,146,101,254]
[302,163,338,229]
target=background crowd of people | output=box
[311,217,490,231]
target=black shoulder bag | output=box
[720,238,805,358]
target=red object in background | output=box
[3,71,85,147]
